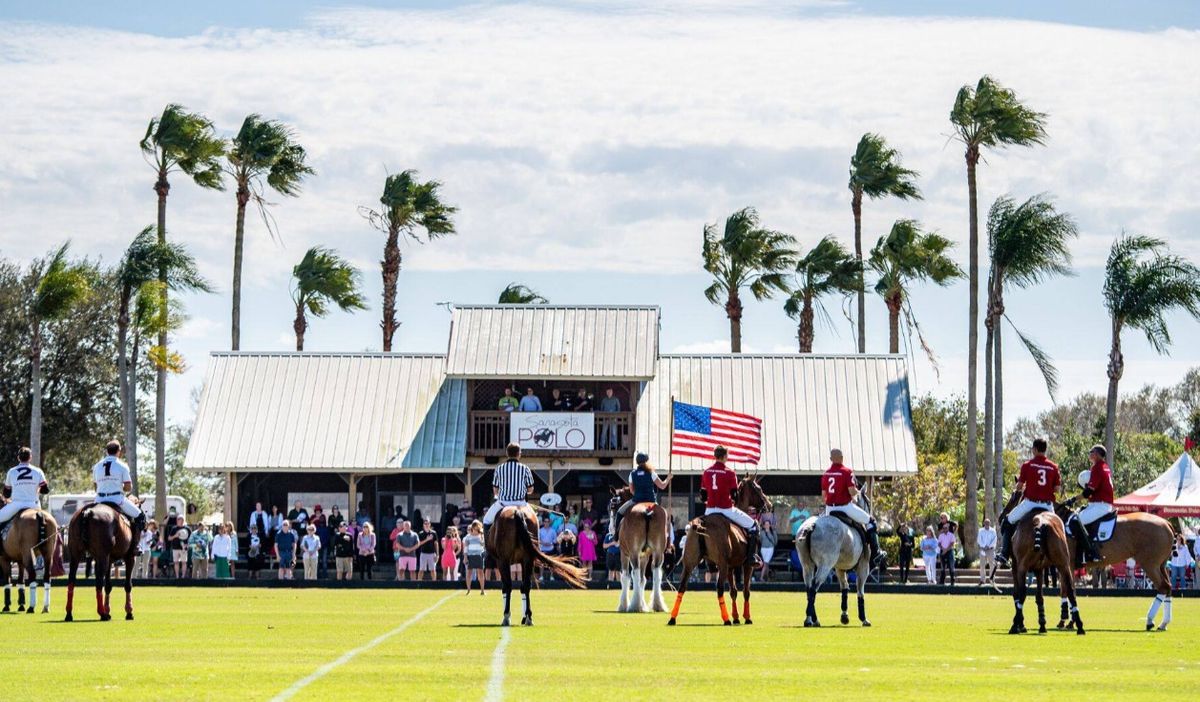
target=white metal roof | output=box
[636,354,917,476]
[184,353,466,473]
[445,304,660,379]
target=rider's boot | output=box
[996,521,1013,568]
[744,528,760,567]
[134,512,147,531]
[1075,522,1100,565]
[866,520,884,567]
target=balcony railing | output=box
[468,411,635,458]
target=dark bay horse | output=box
[999,491,1084,635]
[485,504,587,626]
[610,486,671,613]
[64,503,139,622]
[669,476,770,626]
[1056,502,1175,630]
[1,509,59,613]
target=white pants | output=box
[1079,502,1115,525]
[923,555,938,583]
[824,503,870,526]
[1006,499,1052,524]
[483,500,528,525]
[97,495,142,519]
[0,501,39,523]
[704,506,756,530]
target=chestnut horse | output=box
[485,504,587,626]
[1056,502,1175,631]
[64,503,139,622]
[999,491,1084,635]
[669,476,770,626]
[0,509,59,613]
[610,486,672,613]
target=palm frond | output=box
[1004,315,1060,400]
[292,246,368,319]
[498,283,548,304]
[849,132,922,201]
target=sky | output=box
[0,1,1197,431]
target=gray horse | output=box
[795,498,873,628]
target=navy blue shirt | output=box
[629,468,658,503]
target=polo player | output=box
[821,449,883,566]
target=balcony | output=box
[468,411,635,458]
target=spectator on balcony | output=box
[599,388,621,449]
[574,388,592,412]
[551,388,572,412]
[519,387,542,412]
[498,387,519,413]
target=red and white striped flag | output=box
[671,400,762,464]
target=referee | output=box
[482,442,535,526]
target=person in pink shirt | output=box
[578,519,598,580]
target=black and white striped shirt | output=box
[494,459,534,501]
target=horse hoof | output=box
[41,607,49,614]
[1077,628,1086,635]
[1,606,9,613]
[1038,626,1047,634]
[100,613,111,621]
[723,620,732,626]
[840,614,850,625]
[25,608,34,615]
[732,620,740,626]
[1009,626,1023,635]
[521,618,533,627]
[16,606,24,613]
[126,612,134,621]
[744,618,753,625]
[861,620,871,627]
[64,613,73,622]
[501,619,510,627]
[667,618,676,626]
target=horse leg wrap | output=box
[718,596,729,622]
[126,589,134,614]
[43,582,51,611]
[65,584,74,613]
[670,592,683,619]
[857,595,866,622]
[95,590,104,613]
[1148,594,1165,623]
[742,599,750,621]
[1163,597,1173,627]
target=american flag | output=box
[671,400,762,464]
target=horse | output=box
[64,503,140,622]
[485,504,587,626]
[609,486,671,613]
[794,495,873,628]
[0,508,59,614]
[999,490,1084,635]
[1055,502,1175,631]
[668,476,770,626]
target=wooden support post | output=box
[465,467,473,503]
[347,473,359,517]
[225,472,239,530]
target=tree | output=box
[360,170,456,351]
[868,220,960,357]
[950,75,1047,547]
[224,115,314,350]
[27,244,90,464]
[983,194,1076,519]
[498,283,548,304]
[1102,235,1200,467]
[141,104,225,522]
[118,228,212,490]
[291,247,367,351]
[848,133,921,353]
[783,236,861,352]
[702,207,796,352]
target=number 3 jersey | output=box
[5,463,47,503]
[92,456,132,496]
[1018,456,1061,502]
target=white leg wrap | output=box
[1162,597,1173,628]
[43,582,51,611]
[618,571,630,612]
[651,566,666,612]
[1148,594,1165,623]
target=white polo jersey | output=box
[92,455,132,497]
[5,463,47,503]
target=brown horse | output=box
[64,503,139,622]
[1056,503,1175,631]
[669,476,770,626]
[485,504,587,626]
[0,509,59,614]
[999,491,1084,635]
[610,486,672,613]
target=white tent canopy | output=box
[1115,452,1200,517]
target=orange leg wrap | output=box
[718,596,730,622]
[670,592,684,619]
[743,600,751,620]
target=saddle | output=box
[1067,510,1117,544]
[828,512,871,547]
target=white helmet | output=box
[1077,470,1091,489]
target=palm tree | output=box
[498,283,548,304]
[225,115,314,350]
[702,207,796,352]
[950,76,1047,548]
[118,228,212,490]
[141,104,224,521]
[360,170,456,351]
[983,195,1077,519]
[28,243,90,465]
[1102,235,1200,466]
[848,133,922,353]
[291,247,367,351]
[868,220,960,356]
[784,236,862,353]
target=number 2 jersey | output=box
[1018,456,1061,502]
[5,463,48,503]
[92,456,132,496]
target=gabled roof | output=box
[184,353,466,473]
[446,304,659,380]
[636,354,917,476]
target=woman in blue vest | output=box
[610,452,673,539]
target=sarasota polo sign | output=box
[510,412,595,451]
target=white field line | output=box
[270,593,456,702]
[484,627,512,702]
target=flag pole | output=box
[668,396,675,534]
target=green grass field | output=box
[1,587,1196,700]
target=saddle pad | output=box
[1092,513,1117,543]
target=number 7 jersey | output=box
[92,456,132,495]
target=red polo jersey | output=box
[1018,456,1061,502]
[823,463,856,506]
[1086,460,1114,504]
[702,462,738,509]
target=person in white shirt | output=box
[0,447,49,532]
[977,518,998,587]
[300,524,321,580]
[92,441,145,529]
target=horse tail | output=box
[36,512,46,544]
[1033,522,1048,554]
[513,517,589,589]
